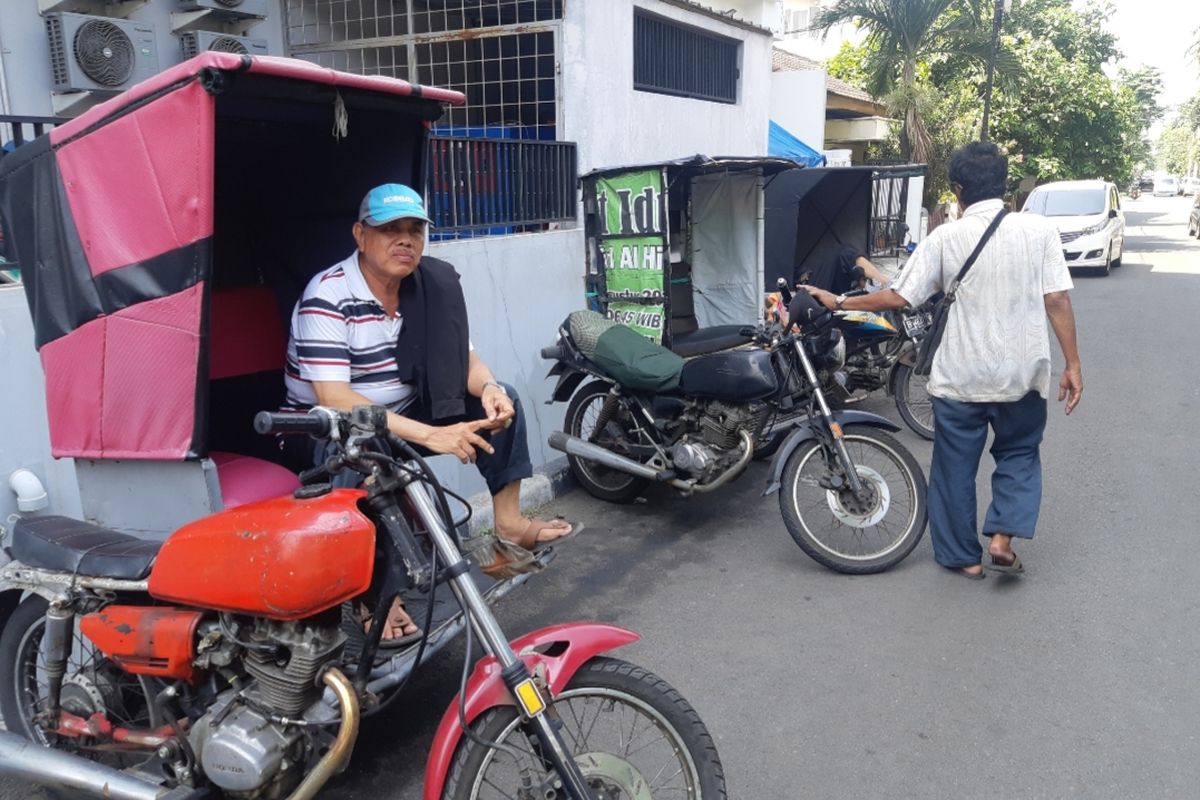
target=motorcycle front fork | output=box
[401,478,597,800]
[791,341,867,497]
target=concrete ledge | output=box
[463,456,575,535]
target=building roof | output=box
[771,49,823,72]
[656,0,774,36]
[771,47,875,103]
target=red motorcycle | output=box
[0,405,727,799]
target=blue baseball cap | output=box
[358,183,432,226]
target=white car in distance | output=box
[1022,179,1125,276]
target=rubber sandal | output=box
[504,517,582,550]
[988,551,1024,575]
[945,565,986,580]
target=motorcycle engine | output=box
[190,618,345,798]
[671,402,764,479]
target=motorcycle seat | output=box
[670,325,753,358]
[8,516,161,581]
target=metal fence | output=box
[425,135,577,237]
[0,115,63,154]
[870,165,927,257]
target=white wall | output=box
[561,0,773,172]
[770,69,826,150]
[425,228,587,497]
[0,0,286,118]
[0,287,82,547]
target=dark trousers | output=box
[928,391,1047,568]
[313,382,532,495]
[405,382,533,495]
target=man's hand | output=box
[1058,365,1083,415]
[481,383,516,431]
[423,419,495,463]
[802,285,838,311]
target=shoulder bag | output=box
[912,209,1008,376]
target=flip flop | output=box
[504,517,584,551]
[944,565,986,580]
[988,551,1024,575]
[361,599,424,648]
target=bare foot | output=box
[988,533,1015,560]
[362,597,419,641]
[495,517,574,549]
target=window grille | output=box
[284,0,572,239]
[286,1,561,136]
[633,10,740,104]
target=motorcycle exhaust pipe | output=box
[549,432,671,482]
[548,430,754,494]
[286,667,360,800]
[0,729,199,800]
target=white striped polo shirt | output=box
[285,251,416,412]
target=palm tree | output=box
[811,0,994,164]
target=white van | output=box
[1153,175,1179,197]
[1022,179,1125,276]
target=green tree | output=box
[811,0,996,164]
[1157,126,1197,175]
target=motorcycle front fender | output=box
[762,411,902,496]
[422,622,640,800]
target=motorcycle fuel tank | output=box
[679,349,778,401]
[148,489,376,620]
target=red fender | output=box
[422,622,639,800]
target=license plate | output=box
[903,311,933,337]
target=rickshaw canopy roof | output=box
[0,53,462,460]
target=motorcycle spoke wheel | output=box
[564,380,650,503]
[0,596,160,770]
[893,363,935,440]
[779,428,928,574]
[444,657,726,800]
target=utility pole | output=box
[980,0,1011,141]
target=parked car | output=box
[1138,175,1155,192]
[1153,175,1179,196]
[1022,179,1125,275]
[1182,176,1200,196]
[1188,194,1200,238]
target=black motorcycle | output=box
[777,279,936,440]
[541,294,929,574]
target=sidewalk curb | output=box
[464,456,575,535]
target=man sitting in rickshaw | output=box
[795,244,890,294]
[284,183,577,640]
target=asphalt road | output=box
[4,193,1199,799]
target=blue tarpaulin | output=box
[768,120,825,168]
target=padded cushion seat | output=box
[9,516,160,580]
[670,325,753,358]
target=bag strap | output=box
[946,209,1007,300]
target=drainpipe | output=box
[0,17,11,116]
[9,469,48,513]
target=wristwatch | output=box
[482,380,508,396]
[835,294,847,310]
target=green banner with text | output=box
[595,170,667,342]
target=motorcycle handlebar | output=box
[541,345,567,361]
[253,410,333,437]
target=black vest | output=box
[394,257,470,420]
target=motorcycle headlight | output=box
[821,330,846,371]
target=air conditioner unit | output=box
[45,12,159,94]
[177,0,268,20]
[180,31,267,60]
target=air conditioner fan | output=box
[73,19,135,88]
[207,36,250,54]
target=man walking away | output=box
[803,142,1083,579]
